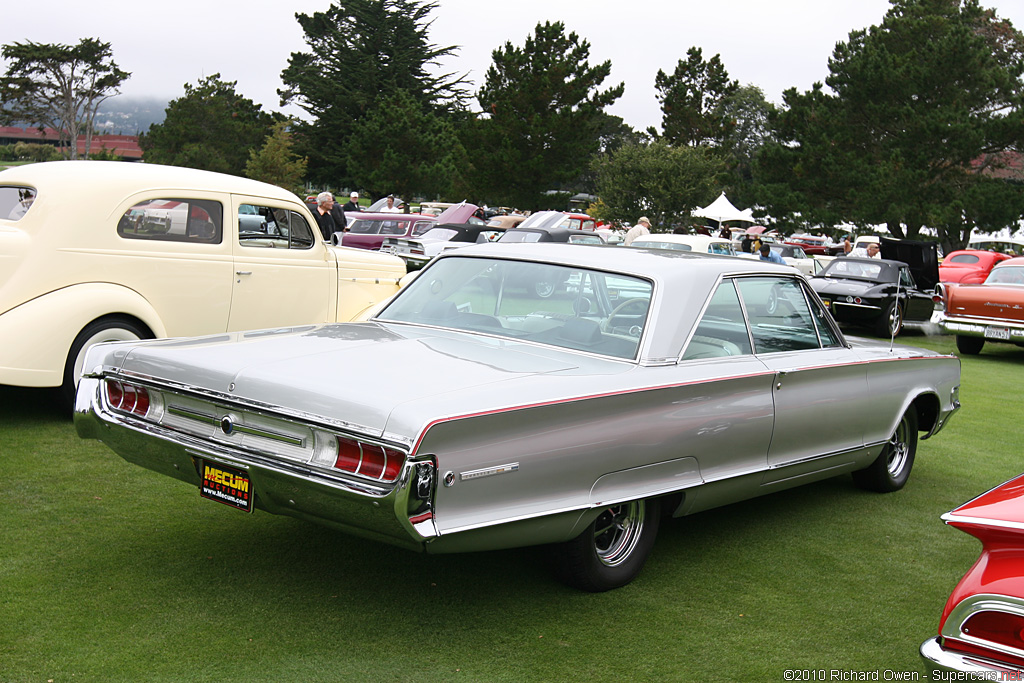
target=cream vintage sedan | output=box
[0,161,405,406]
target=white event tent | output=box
[692,192,755,224]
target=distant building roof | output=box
[0,126,142,160]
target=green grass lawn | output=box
[2,330,1021,682]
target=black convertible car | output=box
[810,237,939,337]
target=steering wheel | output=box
[602,298,649,333]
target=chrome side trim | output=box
[460,462,519,482]
[942,513,1024,533]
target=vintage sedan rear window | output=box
[0,186,36,221]
[377,257,653,360]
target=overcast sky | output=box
[2,0,1022,132]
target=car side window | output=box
[117,198,223,243]
[736,277,823,354]
[681,280,753,360]
[238,205,314,249]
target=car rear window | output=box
[0,186,36,221]
[948,254,980,264]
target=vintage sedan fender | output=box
[74,245,961,590]
[0,282,166,388]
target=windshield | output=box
[376,256,653,360]
[499,231,544,243]
[632,240,692,252]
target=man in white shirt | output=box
[849,243,880,259]
[622,216,651,246]
[380,195,402,213]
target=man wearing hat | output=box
[342,192,361,214]
[623,216,651,246]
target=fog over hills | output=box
[93,96,167,135]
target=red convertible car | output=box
[921,473,1024,676]
[936,257,1024,354]
[939,249,1011,284]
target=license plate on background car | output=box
[199,460,253,512]
[379,246,396,254]
[985,327,1011,340]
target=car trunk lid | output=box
[114,323,580,436]
[947,284,1024,322]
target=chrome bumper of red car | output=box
[939,315,1024,342]
[920,636,1024,678]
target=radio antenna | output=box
[889,266,901,352]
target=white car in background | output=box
[629,234,738,256]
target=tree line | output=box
[1,0,1022,252]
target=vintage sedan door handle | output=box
[236,271,253,276]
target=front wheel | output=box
[550,498,660,592]
[852,408,918,492]
[956,335,984,355]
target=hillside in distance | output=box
[94,96,167,135]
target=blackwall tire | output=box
[852,408,918,493]
[551,498,661,592]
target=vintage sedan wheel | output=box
[551,498,660,592]
[874,301,903,337]
[852,408,918,493]
[62,317,149,410]
[955,335,984,355]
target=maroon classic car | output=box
[921,473,1024,676]
[783,234,830,256]
[937,257,1024,355]
[939,249,1012,284]
[339,203,485,251]
[337,212,435,250]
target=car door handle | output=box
[236,271,252,276]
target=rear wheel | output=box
[874,301,903,337]
[62,317,149,410]
[956,335,984,355]
[551,498,660,592]
[853,408,918,493]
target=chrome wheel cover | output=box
[593,501,645,567]
[888,305,902,336]
[886,416,910,477]
[535,281,555,298]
